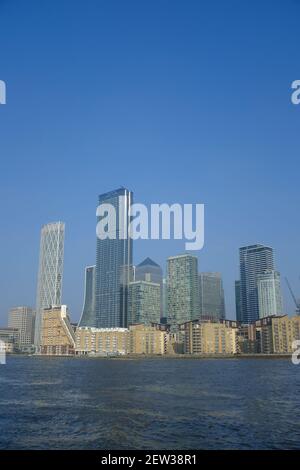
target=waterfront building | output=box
[199,272,225,320]
[254,315,300,354]
[257,270,283,318]
[167,254,199,330]
[76,327,128,355]
[128,323,168,355]
[239,244,274,323]
[34,222,65,348]
[8,306,35,352]
[95,188,133,328]
[78,265,96,327]
[128,280,161,325]
[183,319,238,355]
[40,305,75,355]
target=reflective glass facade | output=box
[95,188,133,328]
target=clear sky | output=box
[0,0,300,323]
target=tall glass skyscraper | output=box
[167,254,199,330]
[34,222,65,348]
[239,244,274,324]
[78,265,96,327]
[235,280,242,322]
[95,188,133,328]
[135,257,163,317]
[199,272,226,320]
[257,270,283,318]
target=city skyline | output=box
[1,204,299,326]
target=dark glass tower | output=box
[95,188,133,328]
[79,266,96,327]
[199,272,226,321]
[239,244,274,324]
[235,280,242,322]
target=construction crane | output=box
[285,277,300,315]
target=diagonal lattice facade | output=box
[34,222,65,348]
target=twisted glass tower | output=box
[78,265,96,327]
[34,222,65,348]
[95,188,133,328]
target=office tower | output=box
[199,272,226,320]
[135,257,163,317]
[78,266,96,327]
[167,254,200,329]
[40,305,75,355]
[95,188,133,328]
[8,306,35,352]
[135,257,163,285]
[161,278,168,324]
[128,280,161,325]
[239,244,274,324]
[235,280,242,322]
[34,222,65,348]
[257,270,283,318]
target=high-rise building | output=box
[79,266,96,327]
[235,280,242,322]
[257,270,283,318]
[199,272,226,320]
[8,306,35,352]
[128,280,161,325]
[34,222,65,348]
[239,244,274,324]
[135,258,163,317]
[167,254,199,329]
[95,188,133,328]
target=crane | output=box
[285,277,300,315]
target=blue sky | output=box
[0,0,300,323]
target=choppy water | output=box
[0,356,299,449]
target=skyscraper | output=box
[95,188,133,328]
[257,270,283,318]
[199,272,226,321]
[78,266,96,327]
[167,254,199,329]
[239,244,274,324]
[128,280,161,325]
[235,280,242,322]
[8,306,35,352]
[34,222,65,348]
[135,257,163,317]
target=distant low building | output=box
[0,328,20,353]
[40,305,75,356]
[8,306,35,352]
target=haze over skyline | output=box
[0,0,300,323]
